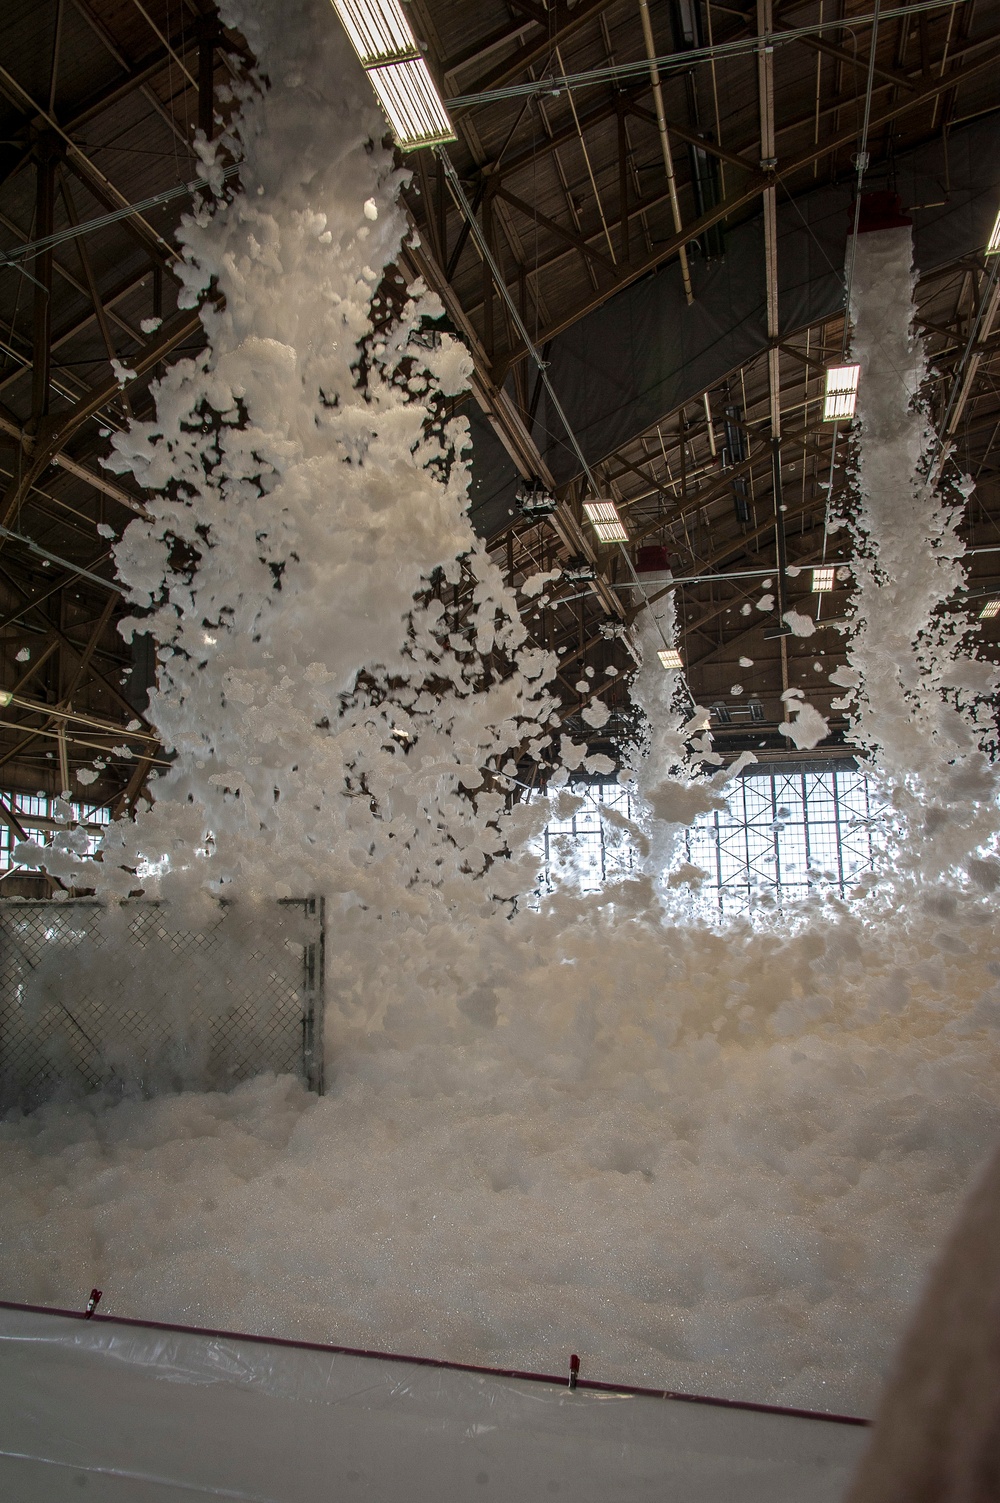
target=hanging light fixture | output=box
[0,688,11,707]
[986,208,1000,256]
[657,648,683,670]
[979,598,1000,619]
[582,499,629,544]
[812,565,836,593]
[822,363,861,422]
[515,479,558,518]
[330,0,455,150]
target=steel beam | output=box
[403,237,625,623]
[493,40,1000,372]
[2,306,202,526]
[0,62,177,265]
[446,0,621,98]
[30,136,61,429]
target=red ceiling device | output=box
[855,190,913,234]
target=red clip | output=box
[84,1289,102,1319]
[568,1353,580,1391]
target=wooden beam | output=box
[448,0,621,97]
[51,453,150,518]
[63,34,199,131]
[0,62,177,264]
[627,100,757,174]
[793,33,918,94]
[493,184,617,274]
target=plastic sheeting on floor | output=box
[0,1301,869,1500]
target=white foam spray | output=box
[4,0,1000,1421]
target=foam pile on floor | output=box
[2,0,1000,1419]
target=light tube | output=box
[582,500,622,525]
[367,58,455,149]
[330,0,455,150]
[987,207,1000,256]
[592,519,629,543]
[330,0,415,63]
[583,499,629,543]
[822,363,860,422]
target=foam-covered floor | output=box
[3,902,999,1416]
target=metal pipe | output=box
[447,0,962,110]
[703,391,717,456]
[637,0,693,304]
[0,523,119,591]
[437,147,666,660]
[555,44,617,265]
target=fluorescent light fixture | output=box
[822,363,861,422]
[582,500,621,525]
[367,58,455,149]
[979,598,1000,619]
[583,499,629,543]
[331,0,414,62]
[330,0,455,150]
[812,565,836,593]
[987,207,1000,256]
[657,648,683,670]
[593,520,629,543]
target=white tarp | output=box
[0,1302,868,1500]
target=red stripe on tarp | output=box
[0,1298,871,1427]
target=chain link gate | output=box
[0,897,324,1112]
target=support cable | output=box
[0,163,242,270]
[436,149,676,657]
[818,0,882,598]
[446,0,966,110]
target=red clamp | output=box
[84,1289,102,1319]
[568,1353,580,1391]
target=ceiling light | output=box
[657,648,683,670]
[367,58,455,150]
[592,520,629,543]
[812,565,836,593]
[822,363,861,422]
[979,598,1000,619]
[330,0,414,61]
[583,499,629,543]
[583,500,621,525]
[987,207,1000,256]
[330,0,455,150]
[0,688,11,707]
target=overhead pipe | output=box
[636,0,694,305]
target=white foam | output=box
[4,0,1000,1427]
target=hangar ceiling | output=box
[1,0,999,845]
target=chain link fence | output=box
[0,897,324,1112]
